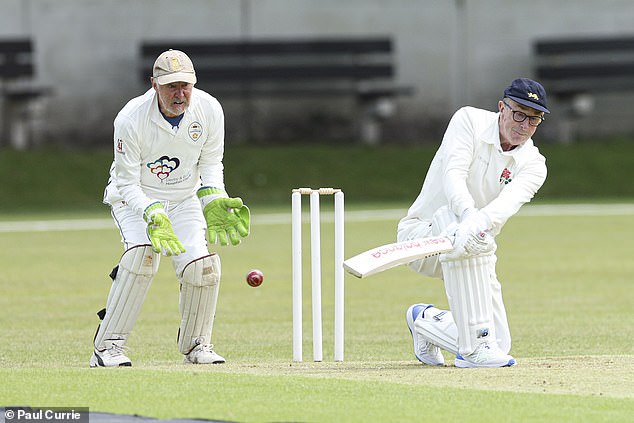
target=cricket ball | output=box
[246,269,264,287]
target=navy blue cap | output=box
[504,78,550,114]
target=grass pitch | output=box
[0,204,632,422]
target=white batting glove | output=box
[444,209,495,260]
[445,229,495,260]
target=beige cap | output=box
[152,49,197,85]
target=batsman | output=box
[399,78,549,368]
[90,49,250,367]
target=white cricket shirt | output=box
[399,106,547,236]
[103,87,225,216]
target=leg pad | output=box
[94,245,159,349]
[178,254,221,354]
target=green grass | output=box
[0,206,632,422]
[1,138,634,214]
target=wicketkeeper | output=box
[399,78,549,368]
[90,49,250,367]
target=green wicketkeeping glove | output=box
[198,187,250,246]
[144,203,186,256]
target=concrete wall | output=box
[1,0,634,146]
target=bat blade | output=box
[343,236,453,278]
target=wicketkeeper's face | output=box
[152,79,193,117]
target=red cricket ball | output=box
[246,269,264,287]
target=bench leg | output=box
[554,94,595,144]
[358,98,396,145]
[8,102,30,150]
[360,115,381,145]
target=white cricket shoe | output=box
[406,304,444,366]
[455,343,516,368]
[90,340,132,368]
[184,344,226,364]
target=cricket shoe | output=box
[184,344,225,364]
[455,343,516,368]
[90,340,132,368]
[406,304,444,366]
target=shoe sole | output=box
[406,304,444,366]
[183,358,226,365]
[89,352,132,368]
[455,356,516,368]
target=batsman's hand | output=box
[144,203,185,256]
[443,208,495,260]
[446,228,495,260]
[202,197,250,246]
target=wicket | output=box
[292,188,345,362]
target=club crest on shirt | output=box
[147,156,180,181]
[188,122,203,142]
[499,167,512,185]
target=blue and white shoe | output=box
[406,304,445,366]
[455,343,516,368]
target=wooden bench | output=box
[534,35,634,141]
[0,38,51,149]
[141,37,414,144]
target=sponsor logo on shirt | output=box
[116,139,125,154]
[147,156,180,181]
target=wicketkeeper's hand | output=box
[198,187,250,246]
[144,203,185,256]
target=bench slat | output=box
[142,38,392,57]
[194,64,393,81]
[535,36,634,54]
[537,63,634,80]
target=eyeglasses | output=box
[502,100,544,127]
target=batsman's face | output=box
[498,99,541,151]
[152,79,193,117]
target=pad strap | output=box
[415,307,459,356]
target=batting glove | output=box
[198,187,250,246]
[144,202,186,256]
[444,208,495,260]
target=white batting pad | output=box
[415,307,459,356]
[440,253,496,356]
[178,254,221,354]
[94,245,159,349]
[490,273,512,354]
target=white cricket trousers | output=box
[110,195,210,276]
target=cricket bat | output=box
[343,236,453,278]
